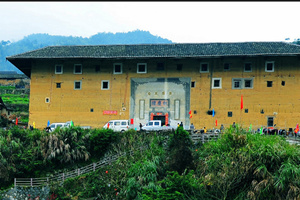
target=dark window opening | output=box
[281,81,285,86]
[267,117,274,127]
[267,81,273,87]
[244,63,252,71]
[213,79,220,87]
[244,80,252,88]
[266,63,274,71]
[74,81,81,90]
[74,64,82,74]
[193,110,197,114]
[114,64,121,73]
[201,63,208,72]
[191,81,195,88]
[56,83,61,88]
[228,111,232,117]
[90,108,94,112]
[261,109,264,114]
[224,63,230,71]
[102,81,109,89]
[55,65,62,73]
[138,64,146,72]
[95,65,100,72]
[245,109,248,113]
[157,63,164,70]
[177,64,183,71]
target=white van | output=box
[49,123,65,132]
[103,120,130,132]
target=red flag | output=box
[189,110,192,118]
[241,95,243,110]
[215,119,218,126]
[15,118,18,125]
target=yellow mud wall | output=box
[28,56,300,130]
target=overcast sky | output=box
[1,1,300,43]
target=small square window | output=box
[74,81,82,90]
[281,81,285,86]
[265,61,275,72]
[245,109,248,113]
[224,63,230,71]
[244,79,253,88]
[55,65,63,74]
[56,83,61,88]
[191,81,195,88]
[114,63,122,74]
[90,108,94,112]
[232,79,242,89]
[267,81,273,87]
[137,63,147,73]
[157,63,164,71]
[101,80,109,90]
[177,64,183,71]
[45,97,50,103]
[244,63,252,72]
[200,62,209,73]
[74,64,82,74]
[228,111,232,117]
[212,78,222,89]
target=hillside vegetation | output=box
[0,30,173,72]
[1,125,300,199]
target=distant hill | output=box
[0,30,173,73]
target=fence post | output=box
[93,163,96,172]
[14,178,16,188]
[78,169,80,176]
[31,178,33,187]
[47,178,49,186]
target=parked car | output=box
[103,120,130,132]
[141,120,176,132]
[49,123,65,132]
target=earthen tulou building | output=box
[6,42,300,130]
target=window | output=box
[232,79,242,89]
[265,61,275,72]
[55,65,63,74]
[212,78,222,89]
[244,79,253,88]
[56,83,61,88]
[45,97,50,103]
[267,81,273,87]
[74,81,82,90]
[114,63,122,74]
[232,78,254,89]
[90,108,94,112]
[157,63,164,71]
[74,64,82,74]
[177,64,183,71]
[137,63,147,73]
[191,81,195,88]
[267,117,274,127]
[101,80,109,90]
[228,111,232,117]
[281,81,285,86]
[224,63,230,71]
[244,63,252,72]
[95,65,100,72]
[200,62,209,73]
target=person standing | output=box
[139,123,143,131]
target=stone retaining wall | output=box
[0,186,50,200]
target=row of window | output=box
[55,80,110,90]
[57,78,281,91]
[54,61,275,74]
[193,78,283,89]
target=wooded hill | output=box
[0,30,172,73]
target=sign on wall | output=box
[150,99,169,108]
[103,110,118,115]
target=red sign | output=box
[103,110,117,115]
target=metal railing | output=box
[14,133,221,187]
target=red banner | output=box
[103,110,117,115]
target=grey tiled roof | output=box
[6,42,300,59]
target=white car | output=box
[49,123,65,132]
[103,120,130,132]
